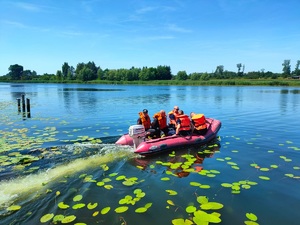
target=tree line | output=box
[1,59,300,82]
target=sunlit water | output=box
[0,83,299,225]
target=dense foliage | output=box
[1,60,300,84]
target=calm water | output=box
[0,83,299,225]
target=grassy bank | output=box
[88,79,300,86]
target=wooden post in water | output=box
[17,98,21,113]
[26,98,31,118]
[21,94,26,117]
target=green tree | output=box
[32,70,37,79]
[282,59,291,78]
[67,66,75,80]
[86,61,98,80]
[8,64,23,80]
[75,63,85,79]
[113,69,122,81]
[237,63,244,76]
[265,71,277,79]
[237,63,241,72]
[62,62,70,80]
[190,72,201,80]
[56,70,62,81]
[97,67,105,80]
[214,65,224,78]
[223,70,237,79]
[78,66,94,81]
[102,69,109,80]
[156,65,172,80]
[106,69,117,81]
[22,70,33,80]
[176,71,188,80]
[200,72,210,80]
[293,60,300,76]
[39,73,56,81]
[123,69,133,81]
[128,67,140,81]
[139,67,156,81]
[247,71,260,79]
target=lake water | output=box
[0,83,299,225]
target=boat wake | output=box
[0,143,135,211]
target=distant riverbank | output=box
[1,78,300,86]
[90,78,300,86]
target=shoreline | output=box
[1,78,300,87]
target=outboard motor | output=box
[128,125,146,149]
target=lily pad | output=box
[167,200,175,206]
[92,211,99,216]
[7,205,21,211]
[246,213,258,221]
[101,207,111,215]
[61,215,76,223]
[73,195,83,202]
[186,205,197,213]
[197,196,208,204]
[172,218,193,225]
[40,213,54,223]
[244,221,259,225]
[122,180,135,186]
[58,202,70,209]
[221,183,232,188]
[145,203,152,208]
[200,202,223,210]
[166,190,178,195]
[259,176,270,180]
[135,207,147,213]
[72,203,86,209]
[190,181,201,186]
[53,214,65,222]
[115,206,129,213]
[87,203,98,210]
[199,184,210,189]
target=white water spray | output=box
[0,144,135,208]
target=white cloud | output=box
[1,20,27,28]
[136,6,157,14]
[167,24,192,33]
[147,35,175,40]
[14,2,41,12]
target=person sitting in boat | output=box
[168,106,180,129]
[190,112,208,135]
[151,110,169,138]
[175,110,192,136]
[137,109,155,138]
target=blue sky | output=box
[1,0,300,75]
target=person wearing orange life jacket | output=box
[151,110,169,137]
[190,112,208,135]
[168,106,180,129]
[137,109,155,138]
[137,109,151,130]
[175,110,192,136]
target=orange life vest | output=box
[191,114,207,130]
[168,110,180,126]
[139,112,151,130]
[153,112,167,129]
[177,114,191,131]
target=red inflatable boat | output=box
[116,118,221,156]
